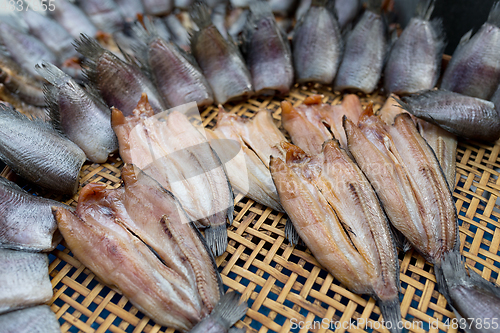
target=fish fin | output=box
[378,298,403,333]
[42,83,65,135]
[35,62,70,87]
[83,83,108,109]
[190,2,213,29]
[0,176,25,192]
[430,18,447,62]
[458,29,472,47]
[205,224,228,257]
[211,291,248,329]
[433,262,449,301]
[130,21,153,72]
[74,34,107,85]
[414,0,435,20]
[285,218,300,246]
[488,1,500,27]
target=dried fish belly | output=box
[54,164,223,331]
[0,249,52,314]
[112,96,233,256]
[270,142,401,333]
[0,104,85,195]
[0,177,66,252]
[0,305,61,333]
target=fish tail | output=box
[378,298,402,333]
[285,218,300,246]
[211,291,248,329]
[42,84,64,135]
[488,1,500,27]
[205,224,228,257]
[190,2,212,29]
[436,250,464,303]
[415,0,435,21]
[433,261,450,302]
[35,62,69,87]
[74,34,106,84]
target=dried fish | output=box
[292,0,342,84]
[0,249,52,314]
[36,62,118,163]
[190,2,253,104]
[143,0,174,16]
[0,85,47,120]
[115,0,145,20]
[269,0,298,17]
[335,0,361,29]
[49,0,98,39]
[78,0,124,32]
[242,1,293,96]
[164,13,191,51]
[0,104,85,195]
[0,305,61,333]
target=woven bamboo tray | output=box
[5,84,499,333]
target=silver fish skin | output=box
[399,89,500,142]
[176,0,195,10]
[227,9,249,41]
[164,14,191,51]
[21,10,78,63]
[188,292,247,333]
[49,0,98,39]
[243,1,293,96]
[292,0,342,84]
[441,251,500,333]
[0,104,86,195]
[335,0,361,29]
[0,249,52,314]
[36,62,118,163]
[0,22,57,81]
[115,0,145,20]
[132,22,214,108]
[441,2,500,99]
[142,0,174,15]
[78,0,124,33]
[0,176,66,252]
[334,1,387,93]
[269,0,298,16]
[75,35,167,116]
[190,2,253,104]
[384,0,445,95]
[0,305,61,333]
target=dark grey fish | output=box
[0,249,52,314]
[190,2,253,104]
[0,177,66,252]
[399,89,500,142]
[0,104,85,195]
[441,2,500,100]
[78,0,124,32]
[335,0,361,29]
[0,305,61,333]
[0,22,57,81]
[164,14,191,51]
[49,0,98,39]
[36,62,118,163]
[133,22,214,108]
[75,34,167,116]
[334,0,387,93]
[384,0,445,94]
[143,0,174,15]
[242,1,293,96]
[115,0,145,20]
[292,0,342,84]
[441,251,500,333]
[22,10,78,63]
[188,292,247,333]
[269,0,298,17]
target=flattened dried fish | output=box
[441,2,500,99]
[190,2,253,104]
[112,95,233,256]
[399,89,500,142]
[292,0,342,84]
[0,305,61,333]
[0,177,66,252]
[334,0,387,93]
[0,249,52,314]
[75,35,167,116]
[0,104,85,195]
[54,163,223,331]
[383,0,445,94]
[36,62,118,163]
[270,142,401,332]
[242,1,293,96]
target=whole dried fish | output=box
[132,22,214,108]
[270,141,401,332]
[54,164,224,331]
[75,35,167,116]
[0,177,66,252]
[383,0,445,94]
[292,0,343,85]
[242,1,293,96]
[0,249,52,314]
[190,2,253,104]
[399,89,500,142]
[143,0,174,15]
[0,104,85,195]
[36,62,118,163]
[112,95,233,256]
[335,0,361,29]
[0,305,61,333]
[334,0,387,93]
[49,0,98,39]
[78,0,124,32]
[441,2,500,100]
